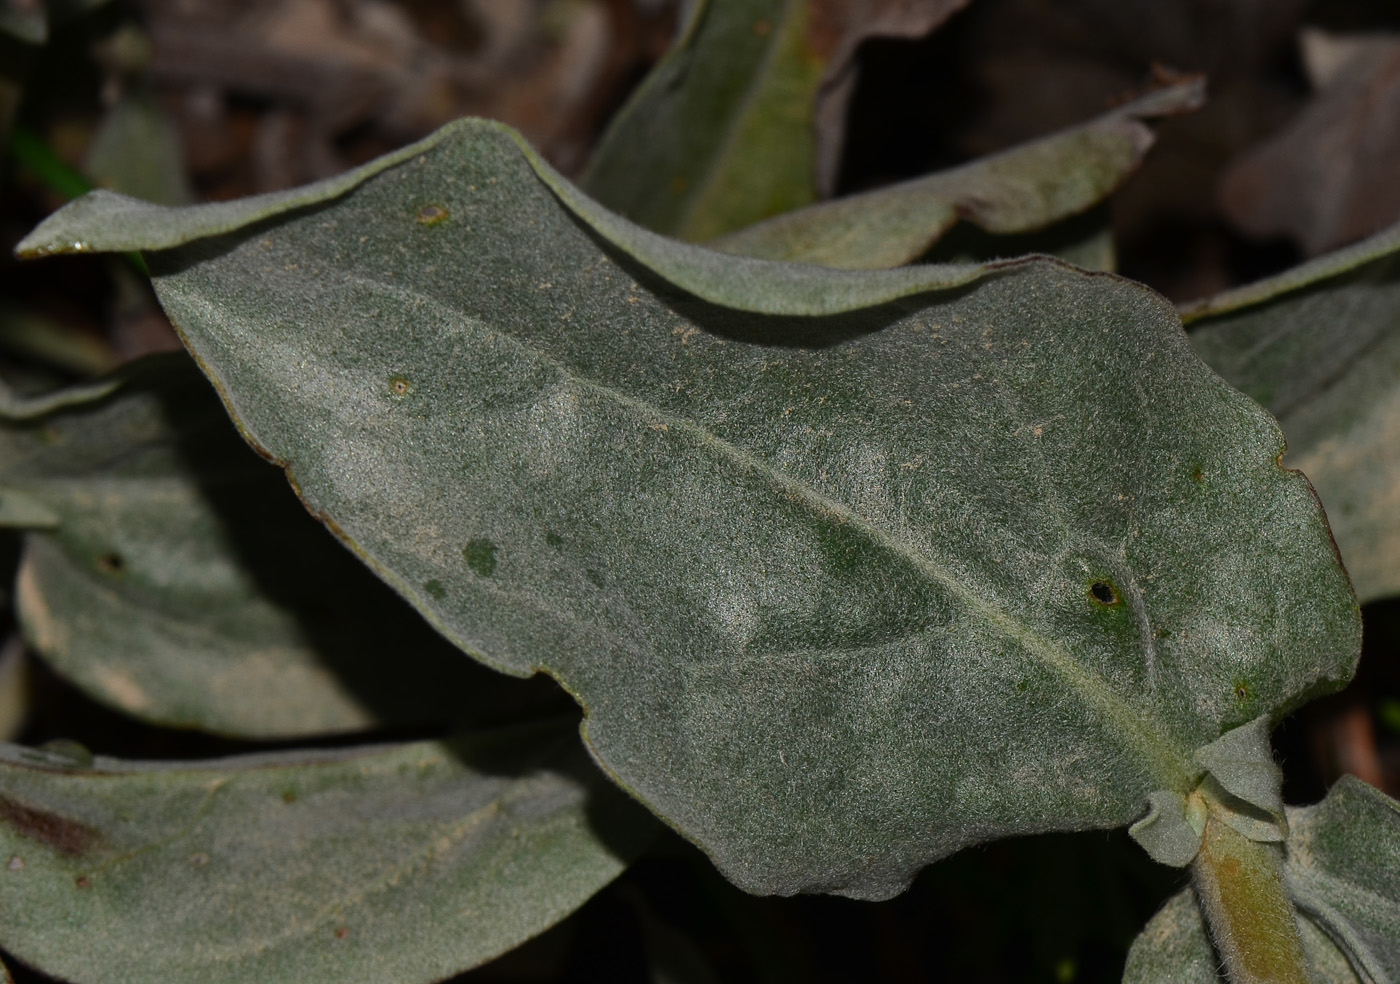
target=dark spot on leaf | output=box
[1016,680,1028,693]
[334,926,350,940]
[0,795,97,856]
[389,375,413,398]
[190,853,209,867]
[96,552,125,575]
[1192,466,1205,483]
[424,579,447,600]
[416,204,449,225]
[1088,581,1120,606]
[75,876,91,889]
[585,568,605,588]
[544,531,565,548]
[463,539,498,577]
[281,789,297,804]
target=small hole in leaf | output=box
[75,876,91,889]
[1234,680,1251,702]
[389,375,412,397]
[1088,581,1119,606]
[96,552,125,575]
[416,204,449,225]
[334,926,350,940]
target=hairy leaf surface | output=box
[1122,888,1360,984]
[1285,776,1400,980]
[1185,220,1400,602]
[0,724,653,984]
[580,0,969,241]
[17,119,1359,898]
[1124,776,1400,983]
[712,79,1203,269]
[0,355,534,737]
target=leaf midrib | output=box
[275,273,1195,793]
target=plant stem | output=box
[1189,801,1311,984]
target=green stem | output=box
[1189,799,1311,984]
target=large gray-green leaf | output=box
[1123,776,1400,983]
[0,354,536,738]
[16,118,1359,899]
[0,723,654,984]
[580,0,969,241]
[711,78,1204,270]
[1184,220,1400,602]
